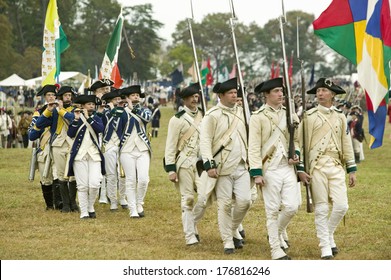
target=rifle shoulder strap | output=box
[177,111,202,152]
[261,113,287,160]
[212,111,239,156]
[80,114,100,146]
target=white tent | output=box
[25,71,87,88]
[0,73,26,86]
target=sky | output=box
[118,0,333,41]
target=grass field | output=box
[0,104,390,260]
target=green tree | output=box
[119,4,163,82]
[0,0,18,79]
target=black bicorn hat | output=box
[36,84,58,96]
[254,77,284,94]
[57,86,77,97]
[215,77,238,94]
[101,88,121,101]
[120,85,145,98]
[88,79,114,91]
[73,94,100,105]
[179,83,201,98]
[307,78,346,95]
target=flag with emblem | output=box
[313,0,391,148]
[99,9,124,88]
[41,0,69,86]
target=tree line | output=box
[0,0,355,87]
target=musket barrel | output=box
[28,147,37,181]
[187,1,207,114]
[228,1,250,131]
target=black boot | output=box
[41,184,54,210]
[69,180,79,212]
[59,180,71,213]
[52,179,63,210]
[354,153,360,163]
[155,130,158,137]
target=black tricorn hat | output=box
[216,77,238,94]
[179,83,201,98]
[307,78,346,95]
[254,77,284,94]
[89,79,114,91]
[102,88,121,101]
[212,82,221,93]
[36,84,58,96]
[120,85,145,98]
[57,86,77,97]
[73,94,99,105]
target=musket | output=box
[28,140,38,181]
[42,147,52,179]
[187,0,206,115]
[297,17,314,213]
[279,0,296,159]
[228,0,251,133]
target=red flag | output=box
[270,60,275,79]
[288,52,293,86]
[206,58,213,86]
[275,62,280,78]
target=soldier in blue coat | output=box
[67,95,105,219]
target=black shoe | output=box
[61,207,71,213]
[121,204,129,209]
[195,234,200,242]
[138,211,145,218]
[233,237,244,249]
[239,229,246,239]
[224,248,235,254]
[321,255,334,260]
[277,255,292,260]
[332,247,339,256]
[88,212,96,218]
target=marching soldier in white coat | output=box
[164,83,204,246]
[248,77,301,260]
[199,77,251,254]
[298,78,357,259]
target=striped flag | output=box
[41,0,69,86]
[313,0,391,148]
[99,9,124,88]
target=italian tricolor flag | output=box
[99,9,124,88]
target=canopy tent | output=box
[25,71,87,88]
[0,74,26,86]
